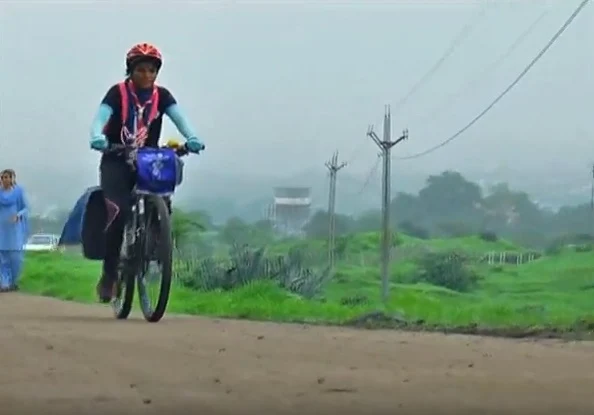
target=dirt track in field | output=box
[0,293,593,415]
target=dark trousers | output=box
[100,156,135,282]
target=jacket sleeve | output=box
[90,103,114,139]
[16,188,28,218]
[165,104,200,140]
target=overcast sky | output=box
[0,0,592,191]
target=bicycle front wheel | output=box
[136,195,173,323]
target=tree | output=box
[249,219,276,245]
[353,209,382,233]
[193,210,215,230]
[481,183,545,234]
[390,192,423,224]
[398,220,430,239]
[302,210,354,239]
[551,204,590,236]
[217,216,280,247]
[219,217,253,246]
[253,219,274,234]
[418,171,483,223]
[171,208,206,248]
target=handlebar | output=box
[101,142,191,157]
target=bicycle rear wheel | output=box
[136,195,173,323]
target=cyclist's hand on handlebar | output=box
[186,137,205,154]
[90,135,109,152]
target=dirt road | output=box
[0,294,593,415]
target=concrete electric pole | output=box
[325,151,347,270]
[367,105,408,303]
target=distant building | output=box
[267,187,312,236]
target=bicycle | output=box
[100,141,191,323]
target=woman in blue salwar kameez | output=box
[0,170,27,292]
[7,170,28,289]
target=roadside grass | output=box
[19,246,594,339]
[20,252,370,323]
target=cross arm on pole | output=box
[387,128,409,149]
[367,125,383,148]
[325,151,347,173]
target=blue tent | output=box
[58,186,107,260]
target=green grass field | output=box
[18,233,594,338]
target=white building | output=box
[267,187,312,236]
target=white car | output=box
[25,234,61,252]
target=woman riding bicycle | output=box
[89,42,205,303]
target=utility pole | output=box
[367,105,408,303]
[325,151,347,269]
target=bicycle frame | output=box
[121,192,147,262]
[106,143,188,280]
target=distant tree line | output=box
[301,170,593,249]
[29,170,593,251]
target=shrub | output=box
[546,233,594,255]
[544,242,563,256]
[398,220,430,240]
[437,222,474,238]
[572,233,594,244]
[574,244,593,253]
[478,231,498,242]
[176,244,331,299]
[339,295,369,307]
[334,234,353,259]
[412,250,480,292]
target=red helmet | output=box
[126,42,163,71]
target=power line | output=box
[391,2,489,112]
[344,139,367,165]
[357,153,382,194]
[398,0,591,161]
[411,7,550,127]
[344,1,489,168]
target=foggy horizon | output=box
[1,1,592,213]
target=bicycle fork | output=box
[121,197,145,260]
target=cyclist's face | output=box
[131,62,158,89]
